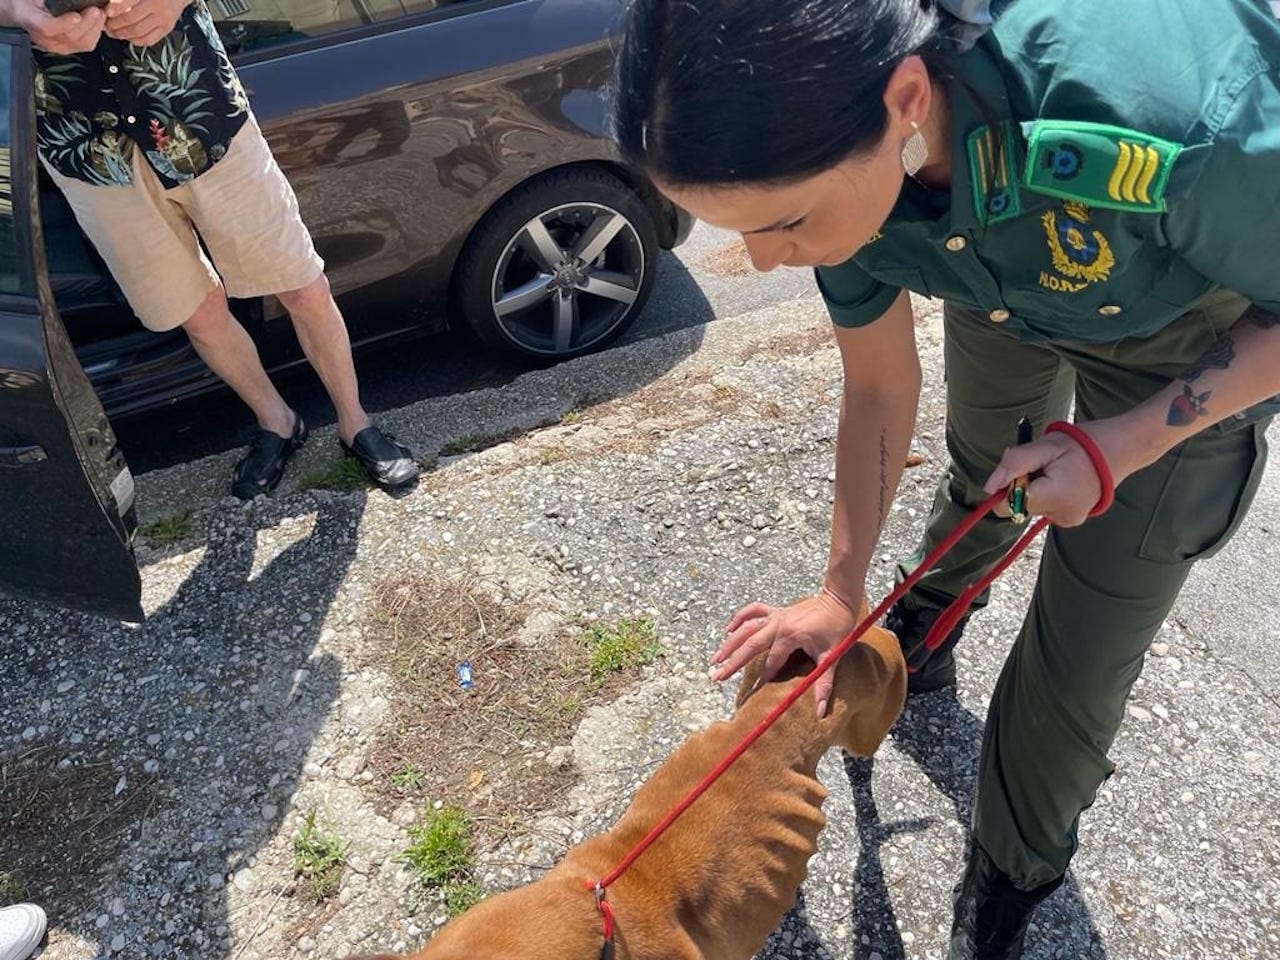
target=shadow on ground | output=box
[1,494,365,957]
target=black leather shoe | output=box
[342,425,420,490]
[948,840,1062,960]
[231,415,308,500]
[884,598,971,694]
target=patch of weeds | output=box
[539,447,567,466]
[296,457,370,493]
[551,694,583,722]
[560,409,583,425]
[365,575,663,872]
[444,880,485,918]
[0,871,27,905]
[401,804,486,915]
[138,510,193,544]
[292,809,349,902]
[390,762,425,793]
[441,434,480,456]
[401,804,474,887]
[581,617,663,684]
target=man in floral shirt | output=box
[0,0,422,497]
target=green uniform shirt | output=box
[818,0,1280,342]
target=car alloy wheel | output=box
[490,201,646,357]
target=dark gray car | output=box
[0,0,692,620]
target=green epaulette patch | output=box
[967,123,1022,225]
[1022,120,1183,213]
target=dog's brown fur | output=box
[355,623,906,960]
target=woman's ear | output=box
[882,55,933,136]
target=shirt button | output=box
[989,309,1011,323]
[107,65,119,74]
[126,115,137,124]
[945,235,967,252]
[1098,304,1123,316]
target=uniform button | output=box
[1098,304,1123,316]
[989,309,1011,323]
[945,235,967,252]
[126,115,137,124]
[107,64,119,74]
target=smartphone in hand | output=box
[44,0,109,16]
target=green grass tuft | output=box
[582,618,662,684]
[291,809,349,901]
[390,761,425,792]
[443,880,485,917]
[296,456,370,493]
[0,871,27,905]
[138,510,193,544]
[400,804,474,890]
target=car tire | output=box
[454,168,660,361]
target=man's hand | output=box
[12,0,106,55]
[104,0,185,46]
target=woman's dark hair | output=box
[614,0,947,187]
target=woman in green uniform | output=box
[614,0,1280,956]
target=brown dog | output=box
[356,623,906,960]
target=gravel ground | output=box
[2,294,1278,960]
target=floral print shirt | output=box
[34,0,250,188]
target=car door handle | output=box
[0,445,48,467]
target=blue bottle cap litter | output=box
[455,661,474,690]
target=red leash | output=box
[921,422,1115,651]
[585,420,1115,945]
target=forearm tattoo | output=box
[1245,305,1280,329]
[1166,306,1280,426]
[1168,336,1231,426]
[878,431,889,534]
[1177,336,1235,383]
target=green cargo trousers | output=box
[897,289,1271,890]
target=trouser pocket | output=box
[1138,420,1269,563]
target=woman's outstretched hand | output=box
[710,587,862,716]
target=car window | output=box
[0,43,19,296]
[211,0,470,55]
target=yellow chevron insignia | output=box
[1023,120,1182,213]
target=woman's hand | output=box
[984,418,1133,527]
[710,586,861,716]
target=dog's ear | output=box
[834,627,907,757]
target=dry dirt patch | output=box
[698,239,755,278]
[364,575,661,848]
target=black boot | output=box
[884,598,971,694]
[948,841,1062,960]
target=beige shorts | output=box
[44,118,325,332]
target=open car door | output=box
[0,30,142,621]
